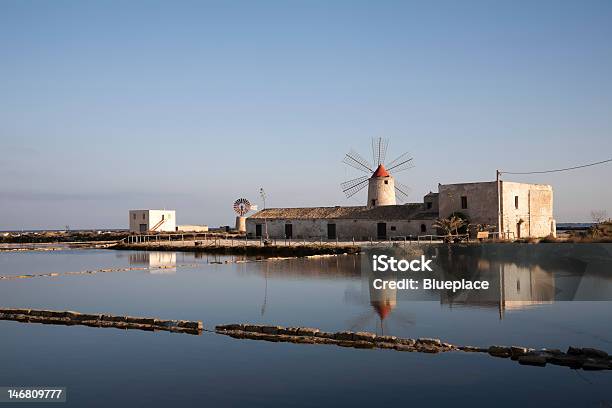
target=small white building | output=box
[177,225,209,232]
[129,210,176,233]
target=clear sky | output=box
[1,0,611,230]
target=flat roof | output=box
[129,209,176,212]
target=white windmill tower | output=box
[341,137,414,207]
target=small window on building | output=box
[426,202,432,209]
[161,214,165,220]
[133,214,136,220]
[420,224,427,233]
[384,180,389,185]
[515,196,519,209]
[461,196,468,209]
[390,226,396,231]
[142,213,146,220]
[371,199,376,206]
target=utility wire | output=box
[500,158,612,175]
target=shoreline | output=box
[111,242,361,257]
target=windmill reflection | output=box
[343,274,417,335]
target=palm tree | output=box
[433,215,467,238]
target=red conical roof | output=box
[371,164,390,178]
[371,301,394,320]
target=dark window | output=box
[142,213,146,220]
[371,199,376,206]
[255,224,262,237]
[384,180,388,184]
[390,226,396,231]
[161,214,165,220]
[377,223,387,239]
[285,223,293,239]
[515,196,519,209]
[517,280,521,292]
[327,223,336,239]
[420,224,426,233]
[133,214,136,220]
[461,196,468,209]
[426,202,432,209]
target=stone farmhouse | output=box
[246,164,555,240]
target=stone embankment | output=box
[2,311,609,370]
[216,324,612,371]
[113,242,361,257]
[0,264,197,281]
[0,308,202,335]
[1,230,129,244]
[109,241,361,257]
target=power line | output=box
[500,158,612,175]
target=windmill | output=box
[233,198,251,233]
[341,137,414,207]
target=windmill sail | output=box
[342,149,373,173]
[371,137,389,166]
[394,181,411,202]
[341,175,369,198]
[386,152,414,173]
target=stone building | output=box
[247,203,438,240]
[246,165,556,240]
[438,181,555,239]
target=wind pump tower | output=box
[233,198,252,233]
[341,137,414,208]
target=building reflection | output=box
[193,244,606,325]
[439,262,555,319]
[244,253,559,323]
[128,252,177,273]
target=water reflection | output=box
[241,244,612,329]
[115,245,612,331]
[2,245,611,407]
[373,244,612,321]
[438,262,556,319]
[128,252,177,273]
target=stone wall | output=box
[246,218,436,240]
[438,182,499,228]
[0,308,202,334]
[501,182,555,238]
[216,323,611,370]
[439,181,555,238]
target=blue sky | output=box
[1,0,611,229]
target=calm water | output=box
[1,244,611,407]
